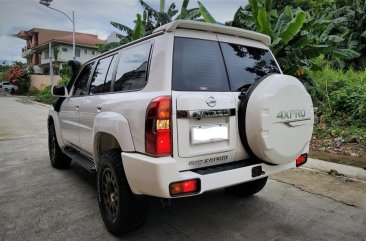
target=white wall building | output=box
[18,30,105,74]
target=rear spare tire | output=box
[238,74,314,165]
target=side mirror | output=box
[51,85,69,97]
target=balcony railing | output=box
[22,45,33,52]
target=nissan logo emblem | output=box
[205,96,217,107]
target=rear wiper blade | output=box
[237,83,252,92]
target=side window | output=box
[114,42,151,92]
[220,42,280,91]
[89,55,116,94]
[73,62,94,96]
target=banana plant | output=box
[197,1,216,23]
[139,0,178,28]
[102,0,204,52]
[111,13,146,44]
[227,0,360,74]
[175,0,201,20]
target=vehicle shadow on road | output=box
[62,162,366,241]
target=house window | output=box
[84,49,87,54]
[92,50,95,55]
[44,51,49,59]
[75,48,81,57]
[62,47,68,52]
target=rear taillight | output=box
[145,96,172,156]
[296,153,308,167]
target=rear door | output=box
[78,54,118,155]
[171,33,237,171]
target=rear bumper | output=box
[122,152,296,198]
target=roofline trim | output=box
[31,40,101,52]
[153,20,271,46]
[83,30,165,64]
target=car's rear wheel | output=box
[225,177,268,198]
[97,149,149,236]
[48,121,71,168]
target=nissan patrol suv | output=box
[48,20,314,236]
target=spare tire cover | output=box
[239,74,314,165]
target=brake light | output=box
[296,153,308,167]
[145,96,172,156]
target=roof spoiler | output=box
[154,20,271,46]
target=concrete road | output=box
[1,96,365,241]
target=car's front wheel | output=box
[225,177,268,197]
[97,149,149,236]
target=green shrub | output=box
[34,64,72,104]
[308,57,366,126]
[307,56,366,143]
[35,85,56,104]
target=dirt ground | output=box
[310,136,366,169]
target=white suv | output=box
[48,20,314,236]
[0,81,18,93]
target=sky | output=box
[0,0,248,62]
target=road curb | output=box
[29,100,51,108]
[304,158,366,181]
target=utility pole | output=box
[39,0,76,60]
[49,42,53,85]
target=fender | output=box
[48,107,66,148]
[92,112,135,165]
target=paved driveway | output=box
[0,96,365,241]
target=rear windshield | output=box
[172,37,280,92]
[172,38,229,92]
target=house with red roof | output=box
[16,28,105,74]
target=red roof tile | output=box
[53,33,105,46]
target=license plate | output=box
[191,124,228,144]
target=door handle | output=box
[97,105,102,111]
[75,105,79,111]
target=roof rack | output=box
[154,20,271,46]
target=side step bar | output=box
[64,147,96,172]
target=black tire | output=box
[225,177,268,198]
[10,88,15,95]
[97,149,149,236]
[48,121,71,169]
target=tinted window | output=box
[220,42,280,91]
[172,37,229,92]
[73,62,94,96]
[89,55,116,94]
[114,43,151,92]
